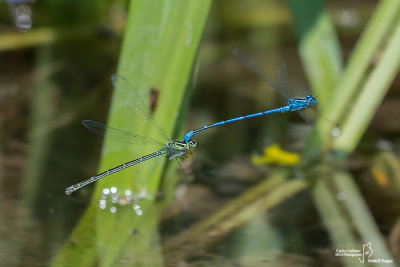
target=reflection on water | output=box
[14,4,31,32]
[99,186,152,215]
[4,0,34,32]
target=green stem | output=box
[334,17,400,153]
[287,0,342,105]
[52,1,211,266]
[327,0,400,124]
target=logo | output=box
[335,242,393,264]
[359,242,373,263]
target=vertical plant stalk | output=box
[309,0,400,154]
[334,18,400,153]
[52,1,211,266]
[312,173,365,267]
[287,0,342,157]
[287,0,343,106]
[289,1,400,265]
[327,0,400,127]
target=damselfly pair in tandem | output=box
[65,50,340,195]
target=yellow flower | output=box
[252,144,300,166]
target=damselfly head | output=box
[188,139,196,148]
[306,95,317,105]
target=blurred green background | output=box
[0,0,400,266]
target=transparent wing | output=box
[82,120,164,146]
[232,49,340,137]
[278,63,289,98]
[111,74,170,142]
[298,107,317,125]
[298,108,341,138]
[232,48,289,99]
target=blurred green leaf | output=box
[334,17,400,153]
[287,0,343,106]
[288,1,400,266]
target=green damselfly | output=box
[65,75,196,195]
